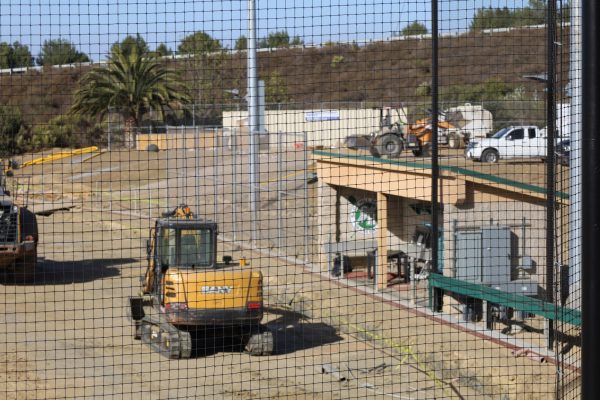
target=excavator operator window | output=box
[180,229,213,268]
[159,227,214,268]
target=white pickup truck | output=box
[464,125,549,163]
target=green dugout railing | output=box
[428,273,581,327]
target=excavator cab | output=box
[144,219,217,293]
[157,222,215,268]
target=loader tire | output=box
[245,326,274,356]
[374,134,403,157]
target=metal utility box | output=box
[455,226,512,285]
[454,231,482,283]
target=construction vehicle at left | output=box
[0,160,38,281]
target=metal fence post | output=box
[233,128,238,242]
[431,0,443,312]
[277,131,282,253]
[303,131,309,262]
[373,249,378,290]
[582,1,600,397]
[545,0,557,351]
[214,128,219,222]
[194,122,199,214]
[570,0,583,312]
[248,0,259,246]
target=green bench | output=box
[428,273,581,327]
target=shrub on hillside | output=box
[401,21,428,36]
[0,105,29,156]
[29,114,104,150]
[330,55,344,68]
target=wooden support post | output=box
[376,192,388,290]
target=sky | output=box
[0,1,532,62]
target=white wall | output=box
[223,108,388,149]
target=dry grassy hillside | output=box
[0,27,568,128]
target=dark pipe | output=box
[545,0,557,351]
[431,0,443,311]
[582,1,600,398]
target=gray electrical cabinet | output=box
[455,225,512,285]
[455,231,482,283]
[481,226,511,284]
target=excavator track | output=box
[139,314,192,359]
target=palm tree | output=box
[70,45,191,148]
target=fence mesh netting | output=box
[0,1,581,399]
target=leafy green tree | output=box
[0,41,33,69]
[290,36,304,46]
[0,43,12,69]
[70,45,191,148]
[518,0,547,24]
[401,21,428,36]
[155,43,172,57]
[259,31,291,48]
[234,35,247,51]
[110,34,149,57]
[265,71,289,104]
[36,38,90,66]
[469,1,567,31]
[0,105,27,156]
[470,7,514,30]
[178,31,222,55]
[11,42,34,68]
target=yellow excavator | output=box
[128,205,273,358]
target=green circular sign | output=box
[350,198,377,234]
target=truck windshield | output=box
[160,228,214,268]
[492,127,510,139]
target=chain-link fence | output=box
[0,1,586,399]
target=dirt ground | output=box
[0,148,575,399]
